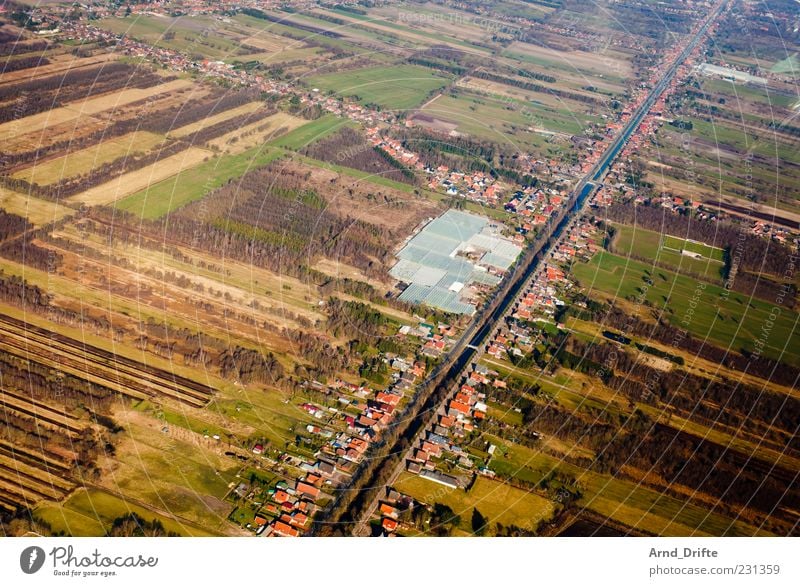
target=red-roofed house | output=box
[297,482,320,499]
[273,520,299,537]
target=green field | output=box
[687,117,797,160]
[107,421,241,531]
[268,114,351,150]
[35,488,218,536]
[307,65,451,110]
[231,46,324,66]
[98,15,245,60]
[394,472,555,535]
[423,89,598,146]
[572,251,800,364]
[662,234,725,261]
[610,223,724,281]
[326,7,492,53]
[484,434,770,536]
[770,53,800,76]
[115,146,284,219]
[698,78,797,109]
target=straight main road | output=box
[345,1,728,536]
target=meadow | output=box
[35,488,219,537]
[609,222,725,282]
[422,89,599,148]
[114,146,283,219]
[207,112,307,154]
[572,250,800,364]
[482,433,769,536]
[394,472,555,535]
[0,187,73,225]
[662,233,725,261]
[97,15,246,60]
[306,64,452,110]
[268,114,351,150]
[68,146,212,206]
[168,102,265,138]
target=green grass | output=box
[572,251,800,365]
[687,117,797,159]
[229,504,261,528]
[423,89,598,147]
[110,421,240,530]
[482,434,770,536]
[230,13,370,56]
[211,388,314,450]
[34,501,107,536]
[662,234,724,261]
[395,472,555,534]
[610,223,724,282]
[770,53,800,76]
[699,78,797,109]
[35,488,218,536]
[307,64,451,110]
[268,114,351,150]
[229,46,324,66]
[326,7,491,53]
[114,146,284,219]
[160,408,229,440]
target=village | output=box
[4,0,797,541]
[222,319,461,537]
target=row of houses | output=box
[374,363,512,534]
[260,320,456,535]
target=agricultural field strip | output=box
[636,403,800,473]
[0,78,193,142]
[0,389,83,435]
[0,447,72,501]
[312,8,489,54]
[47,234,320,337]
[0,53,119,87]
[0,457,70,501]
[565,316,800,400]
[510,335,800,469]
[282,10,422,49]
[572,251,799,362]
[0,440,71,473]
[11,131,168,186]
[66,146,211,205]
[483,350,800,509]
[206,112,307,153]
[167,101,266,138]
[0,188,74,226]
[0,451,74,493]
[455,77,585,113]
[0,252,297,360]
[481,433,765,536]
[0,475,55,505]
[0,446,73,509]
[51,223,326,326]
[0,314,213,407]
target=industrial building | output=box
[390,210,522,315]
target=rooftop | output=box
[391,210,522,315]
